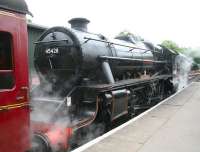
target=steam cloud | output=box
[173,54,193,90]
[30,73,72,151]
[30,72,105,152]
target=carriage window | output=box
[0,32,14,89]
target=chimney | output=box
[68,18,90,32]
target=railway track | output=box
[189,73,200,82]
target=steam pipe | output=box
[102,61,115,84]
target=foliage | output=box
[161,40,185,53]
[117,30,144,42]
[188,48,200,64]
[26,18,32,23]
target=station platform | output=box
[72,82,200,152]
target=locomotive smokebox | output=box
[68,18,90,32]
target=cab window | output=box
[0,32,14,89]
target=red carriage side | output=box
[0,0,30,151]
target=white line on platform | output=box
[71,83,193,152]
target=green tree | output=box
[161,40,185,53]
[188,48,200,65]
[116,30,144,42]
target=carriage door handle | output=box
[16,86,29,101]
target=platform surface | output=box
[73,82,200,152]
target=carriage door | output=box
[0,13,30,152]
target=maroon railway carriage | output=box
[0,0,30,152]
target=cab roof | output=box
[0,0,31,15]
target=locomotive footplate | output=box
[79,74,172,92]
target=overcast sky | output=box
[26,0,200,48]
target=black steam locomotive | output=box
[31,18,178,151]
